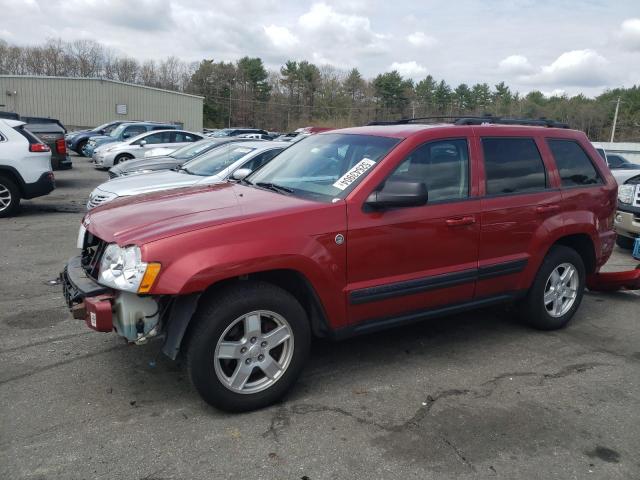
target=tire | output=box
[76,140,87,157]
[186,282,311,412]
[0,175,20,218]
[113,154,133,165]
[615,235,635,250]
[520,245,586,330]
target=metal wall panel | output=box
[0,76,203,131]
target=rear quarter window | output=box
[13,126,41,144]
[547,139,602,187]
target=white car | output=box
[87,141,287,209]
[0,119,54,217]
[92,129,203,168]
[143,146,179,158]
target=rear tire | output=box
[520,245,585,330]
[76,140,87,157]
[0,175,20,218]
[615,235,635,250]
[186,282,311,412]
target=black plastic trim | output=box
[617,204,640,215]
[22,171,55,199]
[61,256,110,307]
[478,259,528,280]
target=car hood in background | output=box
[612,169,640,185]
[109,156,182,176]
[97,169,221,196]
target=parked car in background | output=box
[22,117,71,170]
[612,169,640,250]
[83,122,179,157]
[63,119,618,411]
[93,130,203,168]
[66,121,127,156]
[606,153,640,170]
[0,119,54,217]
[87,141,286,209]
[237,133,273,140]
[210,128,269,138]
[109,137,259,178]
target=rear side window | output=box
[547,140,602,187]
[482,138,547,195]
[13,126,41,144]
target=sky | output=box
[1,0,639,97]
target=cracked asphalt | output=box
[1,156,639,480]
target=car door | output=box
[476,135,562,299]
[345,137,480,325]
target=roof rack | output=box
[368,115,570,129]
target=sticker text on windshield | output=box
[332,158,376,191]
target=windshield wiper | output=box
[255,182,293,195]
[177,166,193,174]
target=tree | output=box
[415,75,436,111]
[434,80,452,114]
[373,71,412,115]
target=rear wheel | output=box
[113,154,133,165]
[0,175,20,218]
[186,282,310,412]
[76,140,87,157]
[520,245,585,330]
[615,235,635,250]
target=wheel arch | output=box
[550,233,597,274]
[0,165,25,196]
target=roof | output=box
[0,118,25,127]
[0,75,204,100]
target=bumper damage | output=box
[587,265,640,292]
[61,256,161,342]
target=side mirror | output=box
[365,181,428,210]
[98,129,105,135]
[139,140,147,147]
[231,168,252,181]
[122,133,131,139]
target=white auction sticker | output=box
[332,158,376,190]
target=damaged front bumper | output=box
[587,265,640,292]
[61,256,161,342]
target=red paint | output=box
[587,267,640,292]
[83,294,114,332]
[83,123,622,332]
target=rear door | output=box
[476,134,562,298]
[346,137,481,324]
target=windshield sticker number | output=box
[332,158,376,190]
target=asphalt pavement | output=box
[1,156,639,480]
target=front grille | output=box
[108,170,118,179]
[632,185,640,208]
[87,191,116,210]
[81,232,107,280]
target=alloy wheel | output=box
[0,184,12,212]
[543,263,579,317]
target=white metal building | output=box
[0,75,203,131]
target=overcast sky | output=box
[1,0,639,97]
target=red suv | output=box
[62,117,618,411]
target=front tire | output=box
[520,245,586,330]
[0,175,20,218]
[113,154,133,165]
[186,282,311,412]
[76,140,87,157]
[615,235,635,250]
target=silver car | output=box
[87,141,287,209]
[92,129,203,168]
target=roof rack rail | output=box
[368,115,570,129]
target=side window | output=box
[124,126,146,138]
[242,149,282,171]
[482,138,546,195]
[140,132,169,144]
[606,155,623,169]
[173,132,198,143]
[387,139,469,202]
[547,139,602,187]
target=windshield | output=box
[170,140,217,160]
[247,133,400,201]
[94,122,115,133]
[212,129,232,137]
[109,124,126,138]
[183,145,256,176]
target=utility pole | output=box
[228,93,232,128]
[610,96,621,142]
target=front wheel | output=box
[186,282,311,412]
[0,175,20,218]
[113,154,133,165]
[76,140,87,157]
[520,245,586,330]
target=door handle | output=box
[535,205,560,214]
[446,216,476,227]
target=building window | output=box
[116,104,127,115]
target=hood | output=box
[613,169,640,185]
[86,182,323,245]
[110,156,179,175]
[98,169,203,196]
[90,135,118,144]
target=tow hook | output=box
[586,265,640,292]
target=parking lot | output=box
[1,156,639,479]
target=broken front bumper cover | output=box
[587,265,640,292]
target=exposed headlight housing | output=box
[98,244,161,293]
[618,184,635,204]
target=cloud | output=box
[389,61,427,79]
[406,32,436,47]
[263,25,299,49]
[521,49,609,87]
[498,54,534,74]
[618,18,640,51]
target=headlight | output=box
[618,184,635,204]
[98,244,161,293]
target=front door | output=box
[346,138,480,325]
